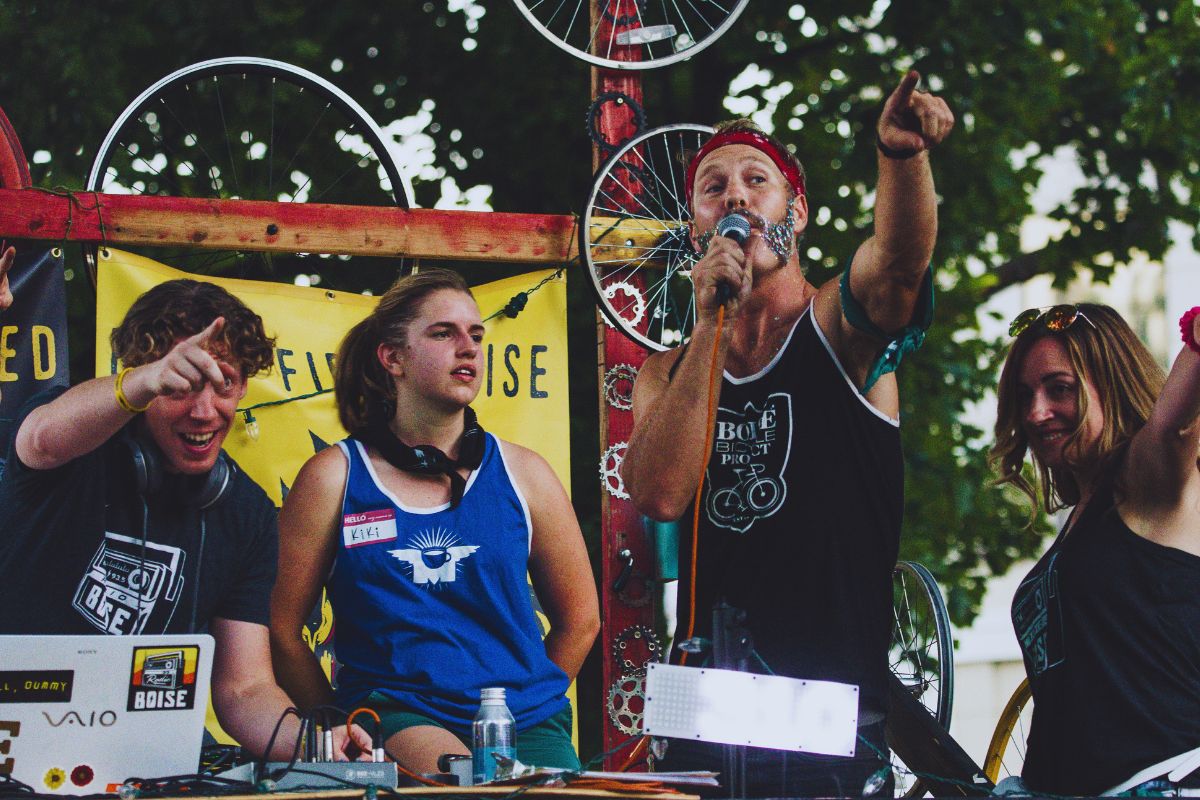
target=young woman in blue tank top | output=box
[990,303,1200,795]
[269,268,598,775]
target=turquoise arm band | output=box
[838,262,935,394]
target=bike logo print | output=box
[705,394,791,532]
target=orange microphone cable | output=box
[681,303,726,667]
[621,303,726,772]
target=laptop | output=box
[0,634,214,795]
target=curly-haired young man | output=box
[0,275,369,760]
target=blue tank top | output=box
[329,434,569,731]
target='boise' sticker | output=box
[343,509,398,548]
[127,645,200,712]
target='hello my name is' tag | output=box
[342,509,398,548]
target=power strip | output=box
[216,761,400,790]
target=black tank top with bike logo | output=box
[674,307,904,715]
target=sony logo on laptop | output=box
[43,710,118,728]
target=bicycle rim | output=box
[511,0,748,70]
[85,57,414,289]
[890,560,955,797]
[580,123,712,352]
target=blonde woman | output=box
[991,303,1200,794]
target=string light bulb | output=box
[862,765,891,796]
[243,410,260,441]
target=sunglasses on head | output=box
[1008,304,1097,338]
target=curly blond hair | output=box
[110,279,275,379]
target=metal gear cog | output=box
[603,363,639,411]
[602,280,646,330]
[612,624,664,676]
[600,441,629,499]
[606,673,645,736]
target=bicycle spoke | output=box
[278,100,333,193]
[155,96,224,191]
[311,127,378,203]
[514,0,747,69]
[86,57,410,288]
[213,77,241,197]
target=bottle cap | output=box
[480,687,506,702]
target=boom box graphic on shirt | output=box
[71,532,187,635]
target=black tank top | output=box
[672,308,904,716]
[1013,484,1200,794]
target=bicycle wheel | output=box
[85,57,414,289]
[983,678,1032,785]
[0,104,30,190]
[511,0,748,70]
[890,560,955,797]
[580,124,711,351]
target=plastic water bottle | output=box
[472,687,516,784]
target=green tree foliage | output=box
[709,0,1200,621]
[1,0,1197,629]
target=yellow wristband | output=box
[114,367,151,414]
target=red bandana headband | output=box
[685,130,806,207]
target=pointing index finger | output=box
[891,70,921,108]
[190,316,226,346]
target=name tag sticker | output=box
[342,509,398,548]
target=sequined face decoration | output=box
[692,191,798,263]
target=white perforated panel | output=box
[643,663,860,756]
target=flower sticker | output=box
[44,767,66,790]
[71,764,95,787]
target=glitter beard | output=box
[693,191,798,263]
[763,193,798,261]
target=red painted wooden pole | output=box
[589,0,658,772]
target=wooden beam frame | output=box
[0,188,578,265]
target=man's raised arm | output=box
[0,244,13,312]
[835,70,954,342]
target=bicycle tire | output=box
[0,105,30,190]
[580,123,712,351]
[84,56,413,284]
[511,0,748,70]
[890,560,955,797]
[983,678,1032,784]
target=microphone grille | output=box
[717,214,752,243]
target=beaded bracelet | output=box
[1180,307,1200,355]
[114,366,151,414]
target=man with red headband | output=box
[624,71,953,796]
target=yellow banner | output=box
[95,251,571,500]
[94,249,574,744]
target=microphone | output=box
[716,213,751,244]
[714,214,752,304]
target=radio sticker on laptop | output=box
[127,646,200,712]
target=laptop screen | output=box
[0,634,214,794]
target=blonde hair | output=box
[989,303,1164,517]
[334,268,471,436]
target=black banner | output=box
[0,244,69,454]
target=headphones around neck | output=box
[124,430,234,510]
